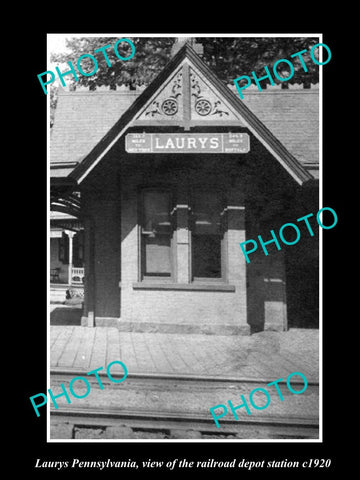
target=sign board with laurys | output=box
[125,133,250,154]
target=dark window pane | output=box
[143,191,171,234]
[58,235,69,263]
[192,234,221,278]
[192,191,223,279]
[193,192,222,235]
[73,232,84,267]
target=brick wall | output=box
[79,137,314,334]
[119,155,249,334]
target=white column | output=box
[81,217,95,327]
[64,230,75,285]
[175,205,190,283]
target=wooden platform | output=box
[49,327,320,440]
[50,326,319,381]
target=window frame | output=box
[189,187,228,283]
[138,186,176,283]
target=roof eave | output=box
[69,42,314,186]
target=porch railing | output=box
[71,267,85,284]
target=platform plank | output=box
[50,326,319,381]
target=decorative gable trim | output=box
[69,43,313,186]
[135,67,183,121]
[132,59,245,129]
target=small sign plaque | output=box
[125,133,250,154]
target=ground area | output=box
[49,308,319,440]
[50,324,318,381]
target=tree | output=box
[51,37,176,90]
[51,36,320,90]
[195,37,320,87]
[50,37,176,124]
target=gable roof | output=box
[51,43,319,185]
[239,86,319,169]
[50,90,139,175]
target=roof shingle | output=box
[50,85,319,171]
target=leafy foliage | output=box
[195,37,320,86]
[51,36,320,90]
[50,37,176,123]
[51,37,176,89]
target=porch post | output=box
[64,230,75,285]
[82,217,95,327]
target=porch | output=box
[50,282,84,304]
[50,266,85,285]
[50,210,85,303]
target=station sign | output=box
[125,132,250,154]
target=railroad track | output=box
[49,370,319,440]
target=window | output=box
[58,234,69,263]
[138,188,227,286]
[191,191,225,281]
[140,190,174,280]
[73,231,84,267]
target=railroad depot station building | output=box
[50,41,319,335]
